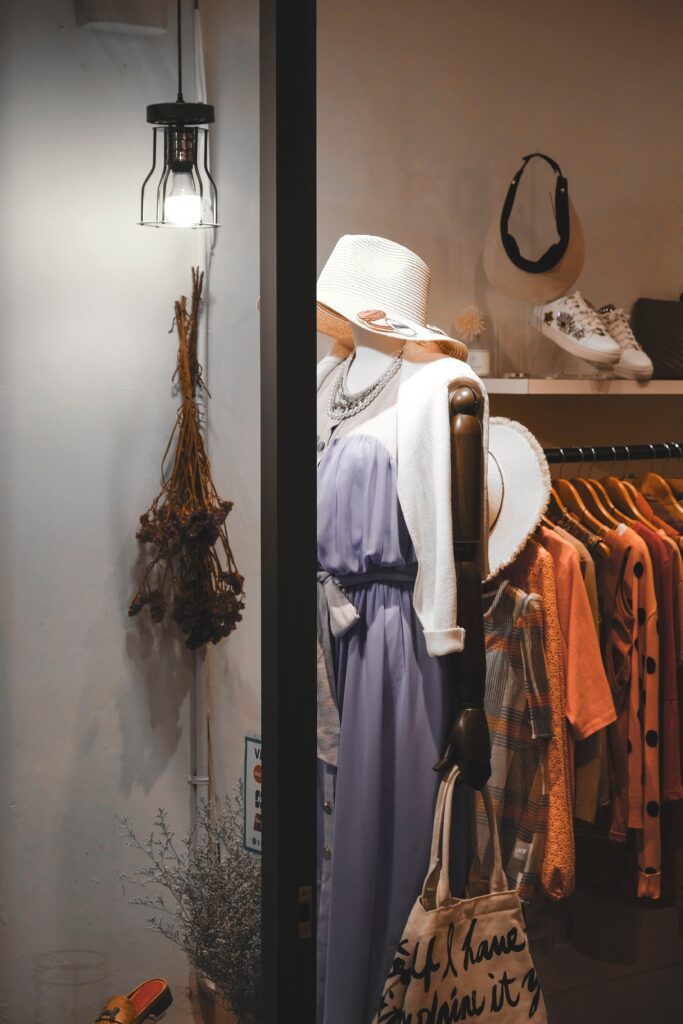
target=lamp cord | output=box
[176,0,184,102]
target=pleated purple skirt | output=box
[317,435,470,1024]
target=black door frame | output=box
[260,0,317,1020]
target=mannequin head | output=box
[351,323,403,356]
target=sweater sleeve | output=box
[397,358,489,657]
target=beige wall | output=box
[318,0,683,405]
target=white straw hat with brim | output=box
[317,235,469,361]
[487,417,551,578]
[483,153,585,305]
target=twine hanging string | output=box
[129,268,245,650]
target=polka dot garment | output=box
[631,521,683,803]
[624,532,662,900]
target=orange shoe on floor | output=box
[95,979,173,1023]
[95,998,137,1024]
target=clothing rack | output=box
[543,442,683,465]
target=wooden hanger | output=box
[632,448,683,550]
[587,476,628,524]
[639,470,683,511]
[664,444,683,500]
[622,479,655,519]
[574,478,622,527]
[554,478,611,536]
[554,508,611,559]
[604,475,651,525]
[640,458,683,518]
[595,445,651,525]
[587,446,633,524]
[547,469,610,558]
[567,448,622,527]
[570,458,621,527]
[547,481,567,523]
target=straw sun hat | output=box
[487,417,551,578]
[483,153,585,305]
[317,234,469,361]
[317,236,550,575]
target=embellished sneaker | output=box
[532,291,621,365]
[597,304,654,381]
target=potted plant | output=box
[120,790,261,1023]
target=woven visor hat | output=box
[486,417,551,578]
[317,235,469,360]
[483,153,585,304]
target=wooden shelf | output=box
[484,378,683,396]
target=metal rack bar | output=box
[543,442,683,464]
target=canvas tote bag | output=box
[372,766,547,1023]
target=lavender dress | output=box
[316,364,470,1024]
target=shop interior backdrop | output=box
[317,0,683,381]
[317,1,683,1021]
[0,0,259,1020]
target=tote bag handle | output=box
[421,767,507,910]
[467,790,508,897]
[421,766,459,909]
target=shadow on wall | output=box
[34,949,109,1023]
[122,576,191,797]
[47,422,195,1019]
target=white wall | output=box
[317,0,683,377]
[199,0,261,818]
[0,2,215,1019]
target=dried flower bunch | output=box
[120,791,261,1024]
[129,268,245,649]
[455,304,486,342]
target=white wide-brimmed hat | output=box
[483,153,585,305]
[317,234,469,361]
[487,417,551,578]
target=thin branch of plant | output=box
[120,790,261,1024]
[129,268,245,649]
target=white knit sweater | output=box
[317,354,489,656]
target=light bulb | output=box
[164,172,202,227]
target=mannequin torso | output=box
[346,324,404,391]
[334,326,491,787]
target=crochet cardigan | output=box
[317,353,489,656]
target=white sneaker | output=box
[597,305,654,381]
[533,291,621,365]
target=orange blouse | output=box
[507,538,575,900]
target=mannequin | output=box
[316,234,493,1024]
[346,323,404,389]
[348,322,491,786]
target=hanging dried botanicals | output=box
[129,268,245,650]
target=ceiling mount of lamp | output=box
[139,0,218,228]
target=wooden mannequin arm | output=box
[433,382,491,790]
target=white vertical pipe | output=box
[189,0,215,819]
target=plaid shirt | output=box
[475,581,553,903]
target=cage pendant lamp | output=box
[139,0,218,228]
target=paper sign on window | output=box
[244,736,262,854]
